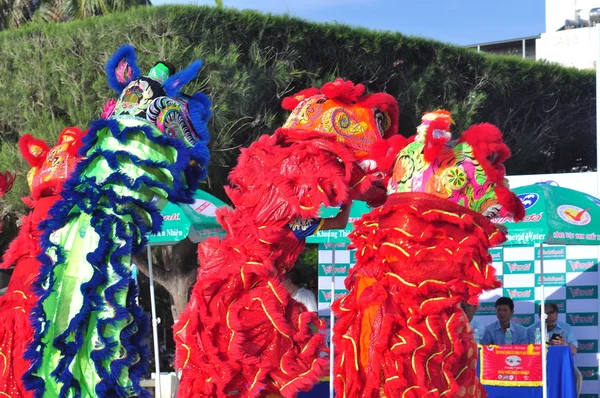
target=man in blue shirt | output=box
[527,302,582,395]
[480,297,531,345]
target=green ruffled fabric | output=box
[28,118,184,397]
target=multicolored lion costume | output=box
[174,79,398,397]
[0,128,85,398]
[23,45,212,398]
[332,110,525,397]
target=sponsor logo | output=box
[476,302,497,315]
[152,228,185,238]
[489,248,503,262]
[492,212,543,224]
[567,313,598,326]
[578,367,599,381]
[319,290,348,303]
[567,259,598,272]
[512,315,534,327]
[504,288,534,301]
[557,205,591,226]
[163,212,181,221]
[505,355,522,367]
[535,246,566,260]
[319,264,350,276]
[503,261,534,274]
[567,286,598,299]
[192,199,218,216]
[577,340,598,354]
[518,193,539,210]
[579,394,599,398]
[535,273,566,286]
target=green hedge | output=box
[0,5,595,210]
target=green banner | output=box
[566,259,598,273]
[318,289,348,303]
[307,201,370,244]
[566,285,598,299]
[577,340,599,354]
[489,248,503,262]
[511,314,535,327]
[578,367,599,381]
[567,312,598,326]
[503,261,534,274]
[503,287,535,301]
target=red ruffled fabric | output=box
[0,195,60,397]
[174,128,374,398]
[332,192,503,398]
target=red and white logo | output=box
[557,205,591,226]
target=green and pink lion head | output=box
[388,110,525,220]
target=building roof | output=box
[466,35,542,48]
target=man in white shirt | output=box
[284,268,318,312]
[460,302,482,342]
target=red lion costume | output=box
[332,110,525,397]
[174,80,398,397]
[0,128,85,397]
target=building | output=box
[467,0,600,70]
[466,36,538,60]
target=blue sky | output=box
[151,0,545,46]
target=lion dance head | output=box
[388,109,525,221]
[281,78,399,160]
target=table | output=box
[477,345,577,398]
[295,346,577,397]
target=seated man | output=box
[528,302,582,395]
[480,297,530,345]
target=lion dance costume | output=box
[0,128,85,397]
[332,110,525,397]
[174,79,398,397]
[22,45,212,398]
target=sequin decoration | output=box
[113,79,154,117]
[146,97,199,147]
[27,143,79,194]
[388,113,505,216]
[282,95,384,159]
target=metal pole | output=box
[597,23,600,196]
[591,23,600,398]
[540,243,547,398]
[147,245,162,397]
[522,39,526,59]
[596,25,600,397]
[329,245,335,398]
